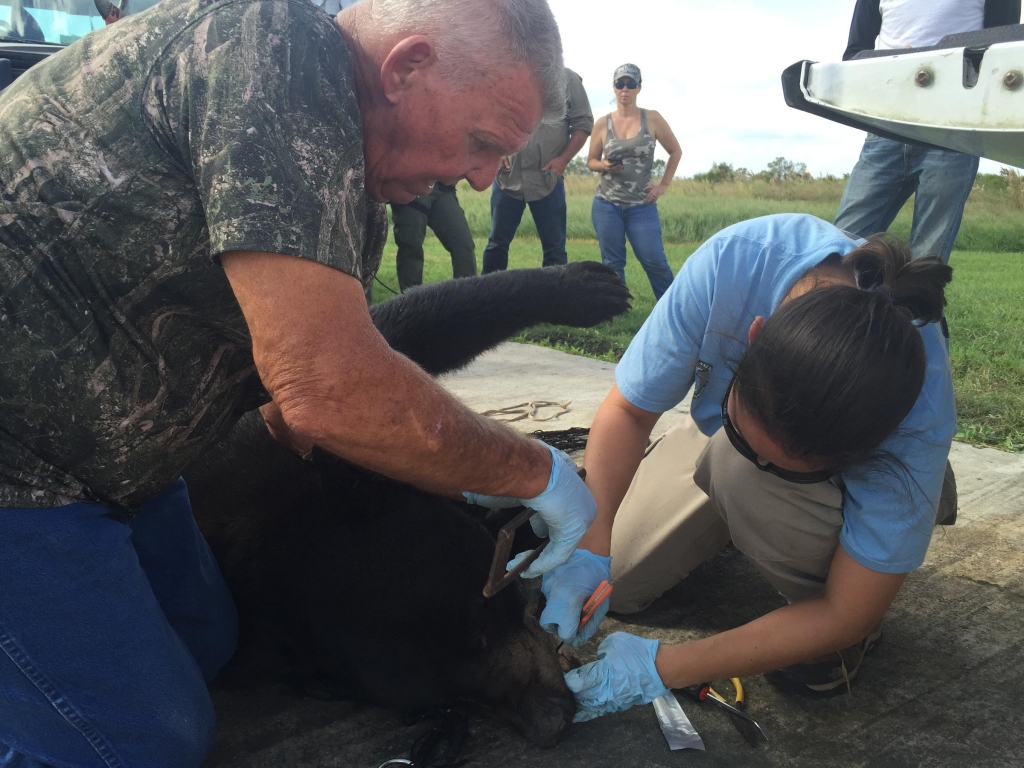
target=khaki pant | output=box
[609,415,954,614]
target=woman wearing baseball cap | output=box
[587,63,682,300]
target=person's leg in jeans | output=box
[0,479,237,768]
[623,202,674,299]
[391,198,431,292]
[527,177,568,267]
[833,135,917,239]
[482,183,527,274]
[906,146,979,263]
[128,478,238,681]
[591,196,628,283]
[428,186,478,279]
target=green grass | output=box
[373,235,1024,453]
[945,252,1024,452]
[446,175,1024,252]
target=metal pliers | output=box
[683,678,770,747]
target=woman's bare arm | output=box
[654,546,906,687]
[587,119,622,174]
[644,110,682,202]
[579,385,662,555]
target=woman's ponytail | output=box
[843,235,953,325]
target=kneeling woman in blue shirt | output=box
[540,213,956,720]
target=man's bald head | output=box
[363,0,567,122]
[338,0,565,204]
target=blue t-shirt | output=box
[616,214,956,574]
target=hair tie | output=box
[870,284,928,326]
[870,284,899,302]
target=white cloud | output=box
[549,0,1008,176]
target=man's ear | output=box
[748,315,765,343]
[380,35,437,104]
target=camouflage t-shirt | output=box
[0,0,387,509]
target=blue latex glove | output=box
[564,632,670,723]
[463,443,597,579]
[540,549,612,646]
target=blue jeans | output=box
[834,135,979,263]
[591,196,675,299]
[0,478,238,767]
[482,178,568,272]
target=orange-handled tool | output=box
[577,580,614,633]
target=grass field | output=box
[451,175,1024,252]
[373,180,1024,453]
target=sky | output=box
[547,0,1008,177]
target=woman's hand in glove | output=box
[540,549,612,646]
[564,632,670,722]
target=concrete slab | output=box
[439,342,691,439]
[208,343,1024,768]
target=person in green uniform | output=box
[390,182,477,292]
[0,1,597,766]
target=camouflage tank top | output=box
[596,109,656,206]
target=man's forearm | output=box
[220,250,553,501]
[281,345,551,499]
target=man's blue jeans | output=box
[591,196,675,299]
[834,135,979,263]
[0,478,238,767]
[482,178,568,272]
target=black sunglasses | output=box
[614,79,639,90]
[721,379,836,485]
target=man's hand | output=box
[501,155,514,170]
[540,549,612,645]
[542,154,571,178]
[565,633,670,722]
[464,444,597,578]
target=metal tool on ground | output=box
[683,679,770,747]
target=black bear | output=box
[183,262,630,748]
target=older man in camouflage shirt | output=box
[0,0,599,764]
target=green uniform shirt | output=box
[0,0,387,509]
[495,68,593,202]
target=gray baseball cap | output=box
[613,63,641,84]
